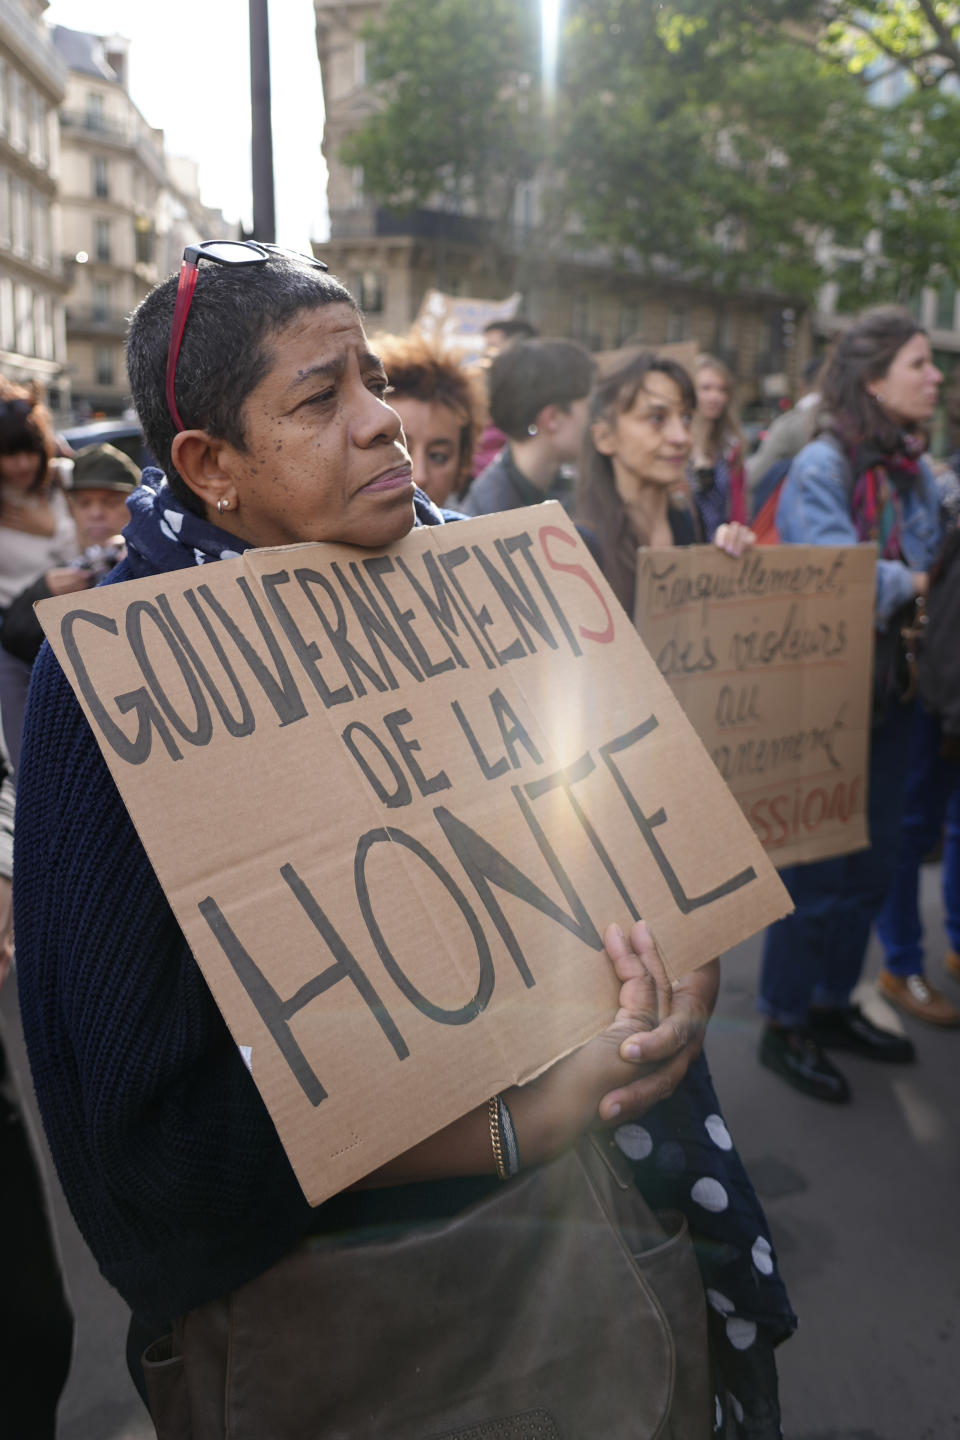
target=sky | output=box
[44,0,329,251]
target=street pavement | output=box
[2,859,958,1440]
[709,862,959,1440]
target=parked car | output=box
[60,418,155,471]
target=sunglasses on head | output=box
[165,240,329,433]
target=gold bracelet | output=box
[488,1094,507,1180]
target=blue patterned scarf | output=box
[122,468,450,579]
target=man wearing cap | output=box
[0,442,139,669]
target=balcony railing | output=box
[65,306,129,337]
[60,110,131,144]
[328,205,494,247]
[60,110,166,186]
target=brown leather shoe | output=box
[877,969,960,1027]
[945,950,960,982]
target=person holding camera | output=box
[0,442,137,762]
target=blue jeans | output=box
[875,703,960,974]
[758,698,917,1027]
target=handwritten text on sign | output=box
[633,544,876,868]
[38,506,790,1204]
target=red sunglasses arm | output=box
[165,259,200,433]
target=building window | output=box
[16,284,34,355]
[39,97,49,167]
[34,294,53,360]
[86,92,104,132]
[32,195,49,267]
[936,279,956,333]
[0,169,10,248]
[618,303,641,345]
[765,310,791,370]
[11,179,27,256]
[354,270,383,314]
[93,156,109,199]
[571,294,589,342]
[0,278,13,350]
[666,304,688,342]
[714,308,737,358]
[906,287,925,322]
[95,218,111,263]
[354,40,366,87]
[92,280,111,322]
[0,62,8,137]
[134,217,154,266]
[29,91,46,167]
[515,182,535,234]
[351,166,365,209]
[95,344,115,386]
[9,72,26,151]
[54,302,66,363]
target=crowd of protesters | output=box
[2,257,959,1440]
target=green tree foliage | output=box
[653,0,960,291]
[651,0,960,87]
[819,0,960,88]
[340,0,542,228]
[561,1,883,297]
[872,87,960,296]
[807,0,960,292]
[341,0,956,302]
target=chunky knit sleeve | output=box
[14,642,316,1323]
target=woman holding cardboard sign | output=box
[14,247,723,1438]
[578,350,796,1440]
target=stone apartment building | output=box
[312,0,809,406]
[0,0,68,410]
[51,25,231,421]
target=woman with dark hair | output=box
[578,351,795,1440]
[580,352,752,613]
[16,250,721,1436]
[0,381,85,767]
[689,353,751,543]
[371,332,484,507]
[757,306,943,1100]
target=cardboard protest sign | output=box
[37,504,790,1205]
[594,341,699,381]
[413,288,522,363]
[633,544,876,868]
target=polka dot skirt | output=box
[616,1052,796,1440]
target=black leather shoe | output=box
[807,1004,916,1063]
[758,1024,851,1103]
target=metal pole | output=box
[249,0,276,242]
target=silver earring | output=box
[217,496,231,514]
[873,392,884,405]
[527,423,538,437]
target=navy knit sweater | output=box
[13,485,482,1325]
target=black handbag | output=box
[142,1134,711,1440]
[872,594,925,723]
[918,524,960,745]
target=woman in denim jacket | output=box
[758,307,943,1103]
